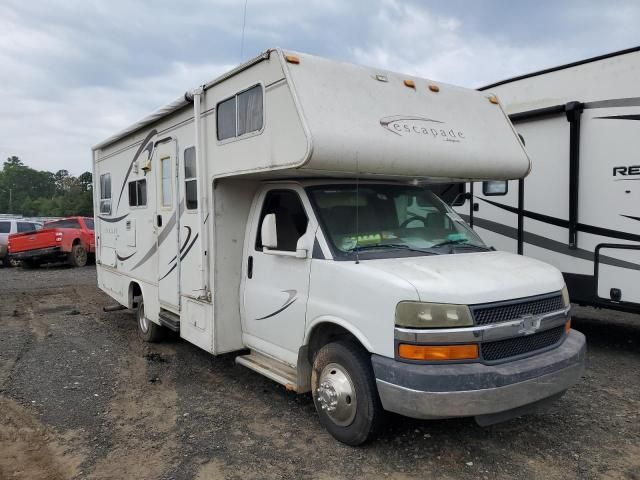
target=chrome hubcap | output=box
[138,305,148,332]
[316,363,357,427]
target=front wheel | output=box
[137,298,165,342]
[311,341,384,446]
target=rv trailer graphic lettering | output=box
[613,165,640,179]
[380,115,465,142]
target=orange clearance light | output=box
[428,84,440,92]
[398,344,479,361]
[285,55,300,64]
[404,79,416,88]
[565,319,572,334]
[488,95,499,104]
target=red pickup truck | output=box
[8,216,95,268]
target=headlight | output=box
[561,286,570,307]
[395,302,473,329]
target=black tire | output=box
[311,340,384,446]
[136,298,165,342]
[2,256,11,268]
[69,244,88,267]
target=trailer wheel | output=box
[311,340,384,445]
[136,298,164,343]
[69,244,88,267]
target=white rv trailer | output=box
[92,48,585,445]
[465,47,640,315]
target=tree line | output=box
[0,156,93,217]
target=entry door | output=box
[242,189,313,363]
[155,140,180,311]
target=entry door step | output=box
[159,308,180,332]
[235,351,298,392]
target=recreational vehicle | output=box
[92,49,585,445]
[469,47,640,315]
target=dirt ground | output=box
[0,265,639,480]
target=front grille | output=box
[472,294,564,326]
[481,326,565,361]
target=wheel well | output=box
[306,323,363,364]
[128,282,142,309]
[72,238,81,246]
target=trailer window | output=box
[0,222,10,234]
[216,84,263,141]
[128,179,147,207]
[99,173,112,214]
[161,157,172,207]
[483,180,508,196]
[184,147,197,210]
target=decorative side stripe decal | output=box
[464,215,640,272]
[115,129,157,211]
[255,290,298,320]
[622,215,640,222]
[117,252,136,261]
[158,233,199,281]
[98,213,129,223]
[479,198,640,243]
[594,114,640,121]
[168,226,192,265]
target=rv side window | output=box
[216,84,263,141]
[161,157,172,207]
[184,147,197,210]
[483,180,508,196]
[128,179,147,207]
[99,173,112,214]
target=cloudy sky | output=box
[1,0,639,175]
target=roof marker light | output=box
[375,74,388,82]
[489,95,499,104]
[285,55,300,64]
[404,79,416,89]
[428,84,440,92]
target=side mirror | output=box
[295,237,308,259]
[452,192,472,206]
[261,213,278,249]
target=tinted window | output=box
[46,219,81,229]
[84,218,94,230]
[216,97,236,141]
[256,190,308,252]
[17,222,36,233]
[128,179,147,207]
[184,147,197,210]
[0,222,9,234]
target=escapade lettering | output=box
[390,123,465,140]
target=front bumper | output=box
[372,329,586,421]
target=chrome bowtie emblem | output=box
[518,314,541,335]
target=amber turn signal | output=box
[565,319,572,334]
[398,344,479,361]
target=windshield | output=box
[307,184,487,259]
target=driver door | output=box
[242,188,315,366]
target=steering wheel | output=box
[400,215,426,228]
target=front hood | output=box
[364,251,565,305]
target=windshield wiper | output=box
[431,239,491,250]
[348,243,439,255]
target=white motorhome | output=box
[92,48,585,445]
[468,47,640,315]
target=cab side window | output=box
[255,190,308,252]
[17,222,36,233]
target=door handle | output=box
[157,215,163,227]
[247,256,253,279]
